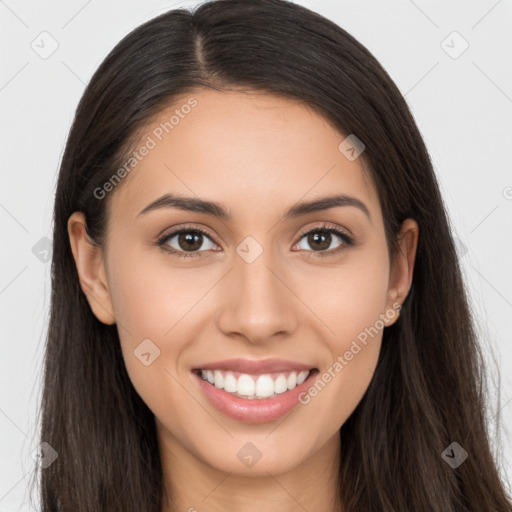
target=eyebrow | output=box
[137,193,371,222]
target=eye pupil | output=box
[178,232,202,251]
[308,231,331,251]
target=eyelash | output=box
[156,222,355,260]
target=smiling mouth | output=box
[193,368,319,400]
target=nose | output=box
[216,249,299,345]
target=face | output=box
[69,89,418,481]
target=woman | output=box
[32,0,512,510]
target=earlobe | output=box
[67,212,116,325]
[383,288,402,327]
[384,218,419,327]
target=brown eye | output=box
[176,232,204,252]
[294,225,354,256]
[305,230,333,251]
[158,228,219,258]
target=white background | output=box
[1,0,511,509]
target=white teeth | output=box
[255,375,275,397]
[223,372,238,393]
[286,372,297,390]
[198,369,311,399]
[297,371,309,385]
[274,374,288,394]
[237,374,255,396]
[214,370,224,389]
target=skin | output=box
[68,88,419,511]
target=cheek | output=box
[105,247,224,410]
[292,248,389,419]
[294,246,390,347]
[106,272,197,440]
[107,247,215,341]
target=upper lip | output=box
[192,358,317,374]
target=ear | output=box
[383,218,419,327]
[67,212,115,325]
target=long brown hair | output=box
[31,0,512,510]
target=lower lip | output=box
[192,370,318,424]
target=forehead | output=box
[109,88,381,224]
